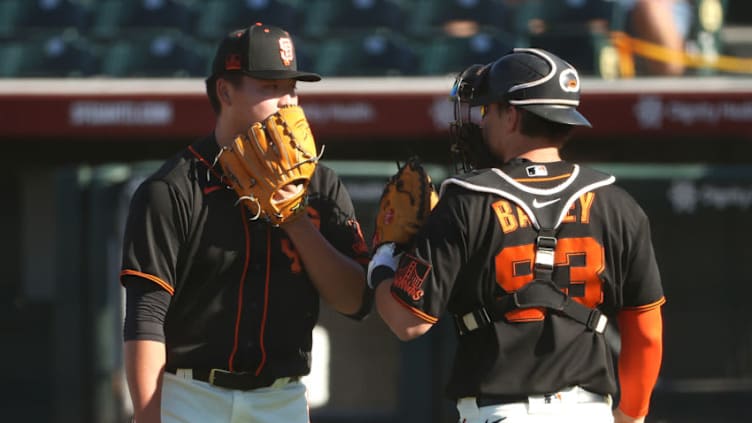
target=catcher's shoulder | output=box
[441,168,494,187]
[449,168,489,180]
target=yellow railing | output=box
[610,31,752,77]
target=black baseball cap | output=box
[209,22,321,82]
[471,48,591,127]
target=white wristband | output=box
[367,243,402,289]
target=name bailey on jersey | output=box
[493,192,597,234]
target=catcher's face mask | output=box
[449,64,495,173]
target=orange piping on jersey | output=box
[255,227,272,376]
[203,185,222,195]
[617,302,664,418]
[622,296,666,312]
[514,173,572,183]
[188,145,227,185]
[120,269,175,295]
[390,291,439,324]
[228,207,251,371]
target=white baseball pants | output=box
[161,370,309,423]
[457,386,613,423]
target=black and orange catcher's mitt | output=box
[372,157,439,249]
[218,105,321,226]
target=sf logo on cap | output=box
[279,38,294,67]
[225,54,241,71]
[559,69,580,93]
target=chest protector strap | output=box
[442,165,615,336]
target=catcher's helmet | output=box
[468,48,591,127]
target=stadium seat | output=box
[685,0,728,75]
[508,0,624,78]
[527,29,619,77]
[196,0,302,41]
[89,0,132,39]
[16,0,93,33]
[91,0,197,39]
[6,30,100,77]
[419,27,515,75]
[0,0,26,39]
[313,29,420,76]
[303,0,407,38]
[409,0,516,37]
[514,0,621,32]
[552,0,616,24]
[0,40,26,77]
[126,0,197,32]
[99,31,211,77]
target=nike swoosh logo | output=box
[532,198,561,208]
[486,418,507,423]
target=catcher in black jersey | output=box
[368,49,665,423]
[120,24,370,423]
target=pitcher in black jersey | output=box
[120,23,371,423]
[368,48,665,423]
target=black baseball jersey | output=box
[120,135,369,379]
[390,160,664,399]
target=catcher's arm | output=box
[374,271,433,341]
[367,158,439,339]
[615,305,663,422]
[368,157,438,290]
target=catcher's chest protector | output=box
[440,165,615,335]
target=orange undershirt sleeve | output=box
[616,302,664,418]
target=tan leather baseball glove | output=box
[219,105,320,226]
[372,157,439,248]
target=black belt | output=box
[166,368,294,391]
[476,394,530,407]
[476,389,608,407]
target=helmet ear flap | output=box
[452,64,487,104]
[451,64,489,129]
